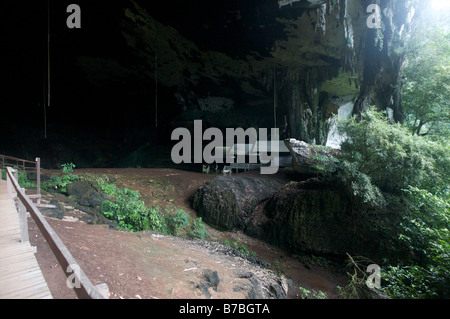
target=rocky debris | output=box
[65,181,112,225]
[192,176,283,231]
[196,270,220,299]
[193,239,270,269]
[358,286,391,299]
[191,240,288,299]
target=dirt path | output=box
[30,168,347,299]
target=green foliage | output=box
[297,287,327,299]
[165,209,191,236]
[1,167,36,188]
[61,162,76,174]
[188,217,209,240]
[41,163,79,192]
[401,25,450,139]
[326,160,386,211]
[101,187,166,232]
[99,181,209,239]
[338,108,449,194]
[381,187,450,299]
[224,238,256,257]
[98,180,119,196]
[337,108,449,298]
[9,166,36,188]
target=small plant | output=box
[188,217,209,240]
[98,180,118,196]
[166,209,191,236]
[61,162,76,174]
[41,162,79,192]
[273,258,284,277]
[224,238,257,257]
[297,286,328,299]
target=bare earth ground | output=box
[28,168,347,299]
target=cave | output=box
[2,0,449,301]
[2,0,419,169]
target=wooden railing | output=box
[5,166,107,299]
[1,154,41,204]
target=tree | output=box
[401,24,450,139]
[337,108,449,195]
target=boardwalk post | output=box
[36,157,41,204]
[6,169,12,199]
[18,189,30,243]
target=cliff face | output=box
[97,0,416,144]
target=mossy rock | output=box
[263,178,386,258]
[192,176,283,231]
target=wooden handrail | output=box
[0,154,36,169]
[1,154,41,204]
[5,167,107,299]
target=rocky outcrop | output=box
[192,176,283,231]
[66,181,111,225]
[284,139,339,175]
[193,171,388,258]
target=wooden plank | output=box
[0,179,52,299]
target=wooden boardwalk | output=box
[0,179,52,299]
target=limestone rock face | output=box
[75,0,419,144]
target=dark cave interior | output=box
[2,0,418,169]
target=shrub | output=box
[298,287,327,299]
[188,217,209,240]
[99,181,210,239]
[381,187,450,298]
[165,209,191,236]
[337,109,450,298]
[41,162,79,192]
[101,188,167,232]
[337,108,449,194]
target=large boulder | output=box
[262,178,385,258]
[192,176,283,231]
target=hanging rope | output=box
[155,54,158,128]
[43,75,47,139]
[273,62,277,129]
[47,0,51,108]
[154,21,158,128]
